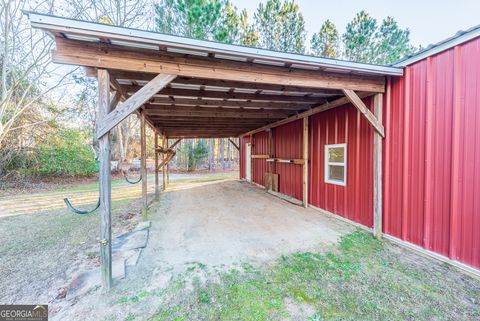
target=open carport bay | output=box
[51,177,480,321]
[152,179,354,268]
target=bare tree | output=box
[0,0,74,174]
[57,0,154,161]
[59,0,154,29]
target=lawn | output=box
[147,231,479,321]
[0,171,238,304]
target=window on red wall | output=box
[324,143,347,186]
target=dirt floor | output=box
[1,175,479,320]
[49,178,355,320]
[150,179,355,268]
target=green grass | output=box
[0,197,135,302]
[149,231,480,321]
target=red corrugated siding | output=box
[273,120,303,200]
[384,37,480,269]
[252,131,268,186]
[309,99,374,227]
[239,136,250,179]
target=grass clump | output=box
[149,230,480,321]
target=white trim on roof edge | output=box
[26,11,403,76]
[394,25,480,67]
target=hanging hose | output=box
[64,197,100,215]
[125,173,142,184]
[65,157,101,215]
[124,159,142,184]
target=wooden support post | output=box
[140,111,148,220]
[250,134,254,184]
[97,69,112,290]
[373,94,383,239]
[162,135,167,191]
[303,117,309,207]
[266,130,273,191]
[166,138,170,184]
[154,132,160,200]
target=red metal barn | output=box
[241,28,480,274]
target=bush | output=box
[37,128,97,176]
[183,139,209,171]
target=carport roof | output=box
[28,12,400,138]
[27,11,402,77]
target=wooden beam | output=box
[157,151,175,169]
[228,138,239,151]
[141,111,148,220]
[303,117,309,208]
[125,87,335,104]
[250,135,254,183]
[266,158,305,165]
[165,132,244,137]
[162,135,167,191]
[154,132,160,200]
[156,125,255,130]
[144,105,291,119]
[342,89,385,137]
[169,138,182,149]
[109,91,122,111]
[54,38,385,93]
[98,69,112,290]
[241,93,373,136]
[266,130,273,191]
[251,154,271,159]
[373,93,383,239]
[166,138,170,185]
[148,97,313,110]
[96,73,176,138]
[106,71,343,95]
[152,119,267,125]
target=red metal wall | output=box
[273,120,303,200]
[239,136,250,179]
[252,131,269,186]
[384,37,480,269]
[309,98,374,227]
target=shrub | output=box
[37,128,97,176]
[183,139,209,171]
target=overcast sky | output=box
[231,0,480,48]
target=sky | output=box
[230,0,480,48]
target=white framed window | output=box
[324,143,347,186]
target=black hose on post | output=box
[124,160,142,184]
[64,197,101,215]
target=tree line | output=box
[155,0,414,64]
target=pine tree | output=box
[343,11,377,63]
[311,20,339,58]
[374,17,413,64]
[254,0,306,53]
[343,11,413,64]
[155,0,258,45]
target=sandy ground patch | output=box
[51,179,354,320]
